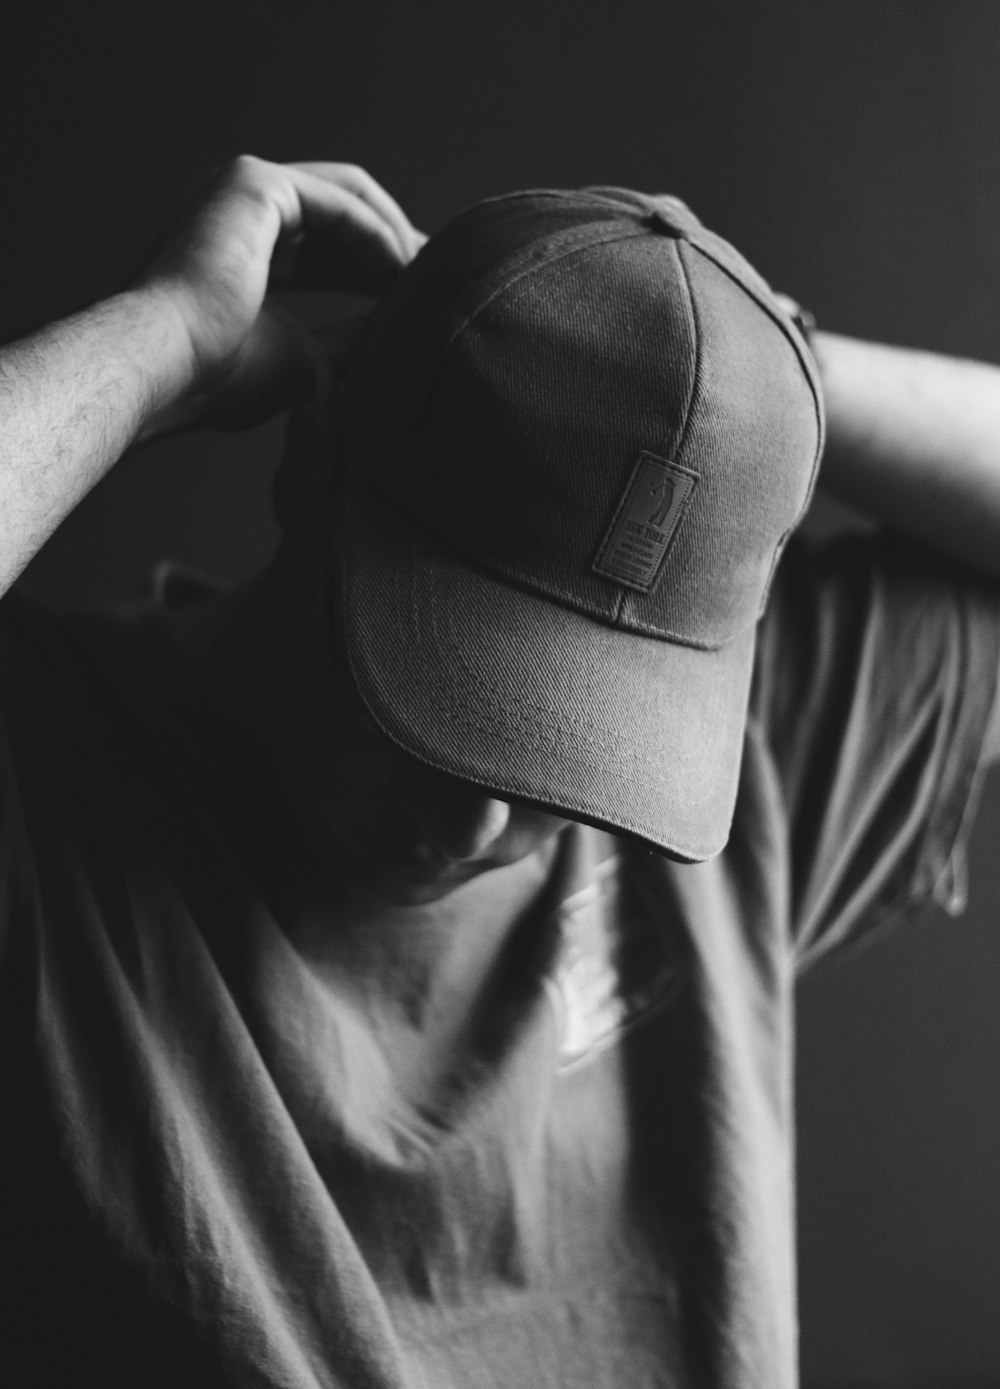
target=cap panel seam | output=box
[610,238,701,628]
[666,239,704,467]
[361,225,655,485]
[683,235,826,471]
[349,221,648,402]
[373,227,704,635]
[443,223,651,353]
[673,238,826,622]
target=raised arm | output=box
[811,329,1000,757]
[813,330,1000,581]
[0,156,423,598]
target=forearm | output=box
[0,289,192,595]
[813,331,1000,579]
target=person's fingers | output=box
[135,156,422,432]
[184,158,422,296]
[275,165,413,290]
[197,157,406,284]
[290,161,424,263]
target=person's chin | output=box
[357,857,487,905]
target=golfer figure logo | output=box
[647,475,675,527]
[592,452,698,592]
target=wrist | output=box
[116,285,200,441]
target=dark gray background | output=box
[4,4,1000,1384]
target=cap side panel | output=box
[369,235,700,631]
[609,235,700,627]
[344,224,652,498]
[676,233,826,617]
[682,227,826,462]
[663,225,702,463]
[617,244,821,640]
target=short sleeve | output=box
[749,533,1000,972]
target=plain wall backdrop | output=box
[4,4,1000,1384]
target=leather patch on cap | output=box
[593,452,699,592]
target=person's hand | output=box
[132,156,425,436]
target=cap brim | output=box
[339,485,756,863]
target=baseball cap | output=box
[334,187,824,862]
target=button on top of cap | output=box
[644,207,688,238]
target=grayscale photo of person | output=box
[3,6,1000,1388]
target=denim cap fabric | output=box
[336,188,824,862]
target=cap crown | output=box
[344,190,823,650]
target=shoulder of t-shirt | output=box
[751,527,1000,735]
[746,528,1000,964]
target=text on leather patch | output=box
[592,452,699,592]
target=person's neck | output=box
[293,828,565,982]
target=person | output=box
[1,155,999,1389]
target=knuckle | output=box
[226,156,286,219]
[225,154,273,199]
[230,152,264,178]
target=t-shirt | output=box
[0,534,997,1389]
